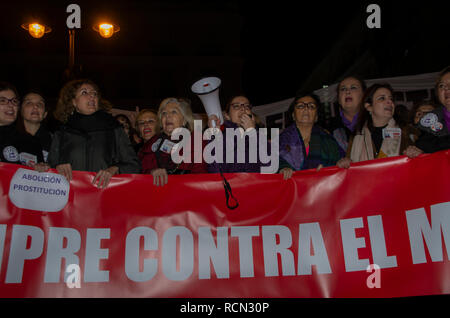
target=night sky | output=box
[0,0,448,114]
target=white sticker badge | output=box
[9,168,70,212]
[19,152,38,166]
[382,127,402,139]
[3,146,19,162]
[420,113,438,128]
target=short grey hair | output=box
[158,97,195,132]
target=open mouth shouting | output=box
[143,127,153,137]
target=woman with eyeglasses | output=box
[207,95,269,173]
[327,76,366,153]
[47,79,140,188]
[140,97,207,186]
[279,93,344,179]
[337,83,420,169]
[415,66,450,153]
[0,82,44,167]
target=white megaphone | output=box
[191,77,223,127]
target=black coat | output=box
[48,111,141,173]
[0,124,44,166]
[415,106,450,153]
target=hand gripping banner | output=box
[0,150,449,298]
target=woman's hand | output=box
[208,114,221,129]
[33,162,51,172]
[403,146,423,158]
[240,113,256,131]
[93,166,119,188]
[151,168,168,186]
[56,163,73,181]
[280,167,294,180]
[337,158,352,169]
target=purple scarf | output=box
[443,107,450,133]
[339,109,359,132]
[279,124,304,171]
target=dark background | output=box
[0,0,448,114]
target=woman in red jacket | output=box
[139,97,207,186]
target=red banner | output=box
[0,151,449,298]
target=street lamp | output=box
[21,22,52,39]
[93,23,120,38]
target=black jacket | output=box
[415,106,450,153]
[48,111,141,173]
[0,124,44,166]
[33,125,53,162]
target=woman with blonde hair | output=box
[48,79,140,188]
[135,109,159,145]
[140,97,206,186]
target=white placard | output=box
[9,168,70,212]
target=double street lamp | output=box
[21,20,120,79]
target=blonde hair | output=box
[54,79,111,123]
[136,108,160,135]
[158,97,194,132]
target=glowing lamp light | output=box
[21,23,52,38]
[93,23,120,38]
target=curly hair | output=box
[54,79,110,123]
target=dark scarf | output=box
[66,110,119,133]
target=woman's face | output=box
[117,116,130,135]
[0,89,18,126]
[21,93,47,124]
[137,112,158,142]
[73,83,99,115]
[228,96,252,125]
[293,96,318,126]
[338,77,364,114]
[414,104,435,125]
[437,72,450,109]
[366,88,395,126]
[161,102,184,136]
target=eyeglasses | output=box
[230,103,252,111]
[0,97,20,107]
[137,119,156,127]
[295,102,317,110]
[438,82,449,90]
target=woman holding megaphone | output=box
[207,95,269,173]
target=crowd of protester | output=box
[0,65,449,188]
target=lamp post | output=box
[21,20,120,80]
